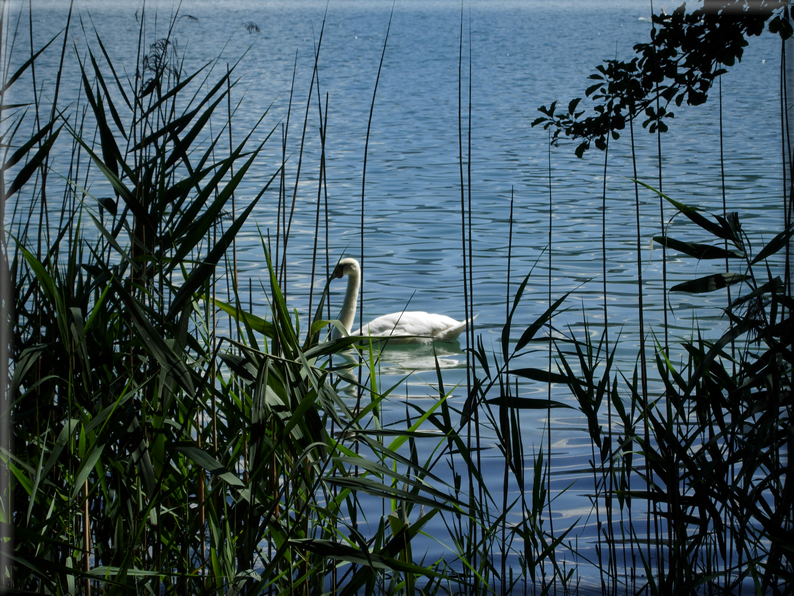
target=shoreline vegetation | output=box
[3,1,792,594]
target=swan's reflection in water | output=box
[331,339,467,395]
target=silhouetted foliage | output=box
[533,0,792,157]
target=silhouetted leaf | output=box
[502,271,532,360]
[69,129,154,232]
[728,277,783,312]
[1,33,60,94]
[751,227,794,265]
[2,120,57,174]
[515,293,569,353]
[637,181,738,242]
[4,126,62,200]
[486,396,572,410]
[509,367,572,385]
[653,236,744,259]
[671,272,746,293]
[685,319,754,397]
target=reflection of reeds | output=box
[4,3,792,595]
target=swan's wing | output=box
[356,312,420,338]
[431,317,471,342]
[358,312,469,342]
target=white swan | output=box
[330,258,473,344]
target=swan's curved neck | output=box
[338,267,360,334]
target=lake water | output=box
[9,0,788,592]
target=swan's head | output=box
[332,257,360,280]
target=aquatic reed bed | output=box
[3,5,564,595]
[533,2,793,593]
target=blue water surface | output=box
[8,0,786,592]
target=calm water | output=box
[11,0,787,591]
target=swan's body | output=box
[330,258,472,344]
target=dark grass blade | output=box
[0,32,61,95]
[670,272,747,293]
[653,235,744,260]
[750,226,794,265]
[4,125,62,199]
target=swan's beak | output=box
[332,266,343,279]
